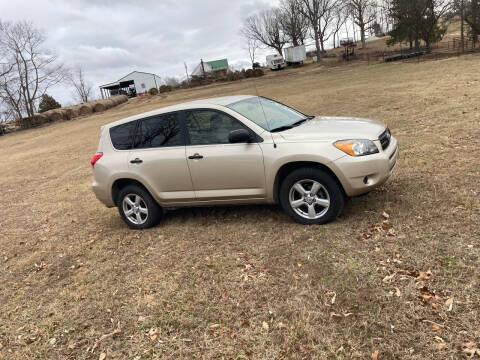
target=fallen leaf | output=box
[434,336,445,344]
[417,270,433,281]
[387,228,397,237]
[445,297,454,312]
[331,292,336,304]
[382,273,395,283]
[49,338,56,345]
[337,345,345,353]
[99,353,107,360]
[329,312,343,320]
[431,323,442,333]
[395,287,402,297]
[148,328,159,341]
[262,321,269,330]
[381,220,391,229]
[382,212,390,219]
[372,349,379,359]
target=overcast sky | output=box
[1,0,280,104]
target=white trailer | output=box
[266,54,285,70]
[284,45,306,65]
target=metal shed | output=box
[99,71,162,98]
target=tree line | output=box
[0,20,95,124]
[241,0,480,64]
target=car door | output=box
[127,112,195,204]
[183,109,266,201]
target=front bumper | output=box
[331,136,398,196]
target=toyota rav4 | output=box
[91,95,398,229]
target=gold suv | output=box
[91,96,398,229]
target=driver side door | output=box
[182,109,266,202]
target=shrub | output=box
[159,85,172,93]
[148,87,159,96]
[39,94,61,113]
[254,68,264,77]
[245,69,255,78]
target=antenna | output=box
[252,79,277,149]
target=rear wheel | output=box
[280,167,344,225]
[117,185,162,229]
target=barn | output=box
[99,71,162,98]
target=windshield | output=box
[227,97,307,131]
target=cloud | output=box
[0,0,280,103]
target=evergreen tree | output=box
[38,94,61,113]
[387,0,450,48]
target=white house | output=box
[99,71,162,98]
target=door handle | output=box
[188,153,204,160]
[130,158,143,164]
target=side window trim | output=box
[133,111,186,150]
[183,108,262,146]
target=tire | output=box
[117,184,162,229]
[279,167,344,225]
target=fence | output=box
[331,38,480,65]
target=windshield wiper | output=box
[270,125,294,132]
[270,117,311,133]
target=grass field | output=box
[1,54,479,360]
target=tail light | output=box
[91,152,103,167]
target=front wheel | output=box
[117,185,162,229]
[279,168,344,225]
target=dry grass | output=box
[1,54,479,360]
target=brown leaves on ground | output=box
[148,328,159,341]
[462,342,480,358]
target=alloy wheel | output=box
[288,179,330,220]
[122,194,148,225]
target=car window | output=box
[134,113,183,149]
[185,110,246,145]
[110,121,137,150]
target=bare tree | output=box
[300,0,338,58]
[244,38,260,67]
[0,20,66,121]
[348,0,377,48]
[279,0,310,46]
[318,0,343,51]
[69,67,92,103]
[241,8,287,55]
[331,2,349,47]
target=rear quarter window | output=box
[110,121,137,150]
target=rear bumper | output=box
[92,181,115,208]
[331,136,398,196]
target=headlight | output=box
[334,139,379,156]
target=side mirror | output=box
[229,129,252,143]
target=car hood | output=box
[278,116,386,141]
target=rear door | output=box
[127,112,195,204]
[182,109,266,201]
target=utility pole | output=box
[200,59,206,79]
[184,62,190,84]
